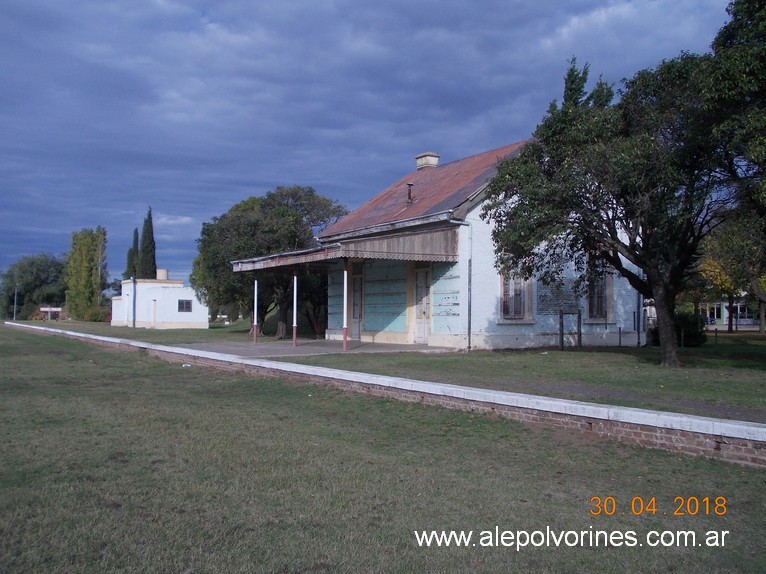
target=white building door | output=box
[414,269,430,344]
[351,275,363,339]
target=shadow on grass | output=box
[494,344,666,368]
[554,332,766,371]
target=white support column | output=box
[342,267,348,351]
[253,279,258,343]
[292,272,298,346]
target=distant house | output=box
[232,142,643,349]
[702,296,760,328]
[111,270,208,329]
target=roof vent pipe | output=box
[407,182,413,205]
[415,151,439,170]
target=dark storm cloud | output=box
[0,0,729,281]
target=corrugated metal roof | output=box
[320,141,526,239]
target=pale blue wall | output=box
[431,262,462,335]
[327,261,345,331]
[364,260,407,332]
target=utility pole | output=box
[132,276,137,328]
[13,285,18,320]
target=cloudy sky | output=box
[1,0,730,283]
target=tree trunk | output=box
[274,303,289,340]
[727,293,735,333]
[248,309,264,338]
[653,285,681,367]
[257,305,269,334]
[304,310,319,339]
[748,280,766,334]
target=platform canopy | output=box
[232,227,458,272]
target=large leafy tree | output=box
[705,0,766,207]
[259,186,347,338]
[703,0,766,305]
[0,253,66,319]
[65,226,108,319]
[191,186,347,334]
[191,196,270,321]
[481,57,735,366]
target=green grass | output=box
[24,314,318,344]
[21,317,256,343]
[280,334,766,423]
[1,324,765,573]
[13,320,766,422]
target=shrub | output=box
[647,311,707,347]
[84,306,111,322]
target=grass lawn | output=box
[25,317,257,344]
[1,324,765,573]
[10,321,766,423]
[13,320,766,422]
[280,333,766,423]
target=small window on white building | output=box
[502,277,529,319]
[178,300,192,313]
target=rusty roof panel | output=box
[320,141,525,239]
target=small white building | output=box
[111,269,208,329]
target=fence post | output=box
[559,309,564,350]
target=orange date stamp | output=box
[589,496,727,517]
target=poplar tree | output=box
[93,226,107,305]
[65,227,108,319]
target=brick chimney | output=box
[415,151,439,170]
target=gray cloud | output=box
[0,0,729,281]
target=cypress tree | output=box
[138,207,157,279]
[124,227,139,279]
